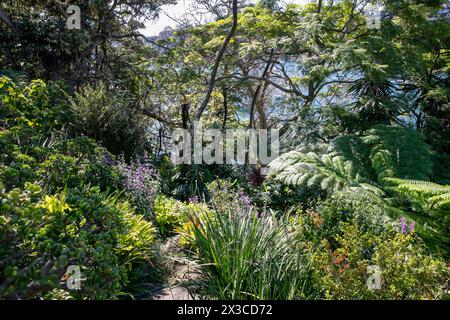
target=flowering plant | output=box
[399,216,415,235]
[117,152,159,218]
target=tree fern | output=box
[270,125,447,256]
[362,125,433,182]
[388,178,450,210]
[269,149,393,215]
[329,134,371,177]
[270,125,436,218]
[270,151,375,193]
[271,125,433,192]
[388,178,450,258]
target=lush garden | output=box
[0,0,449,300]
[0,77,448,299]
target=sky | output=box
[141,0,309,36]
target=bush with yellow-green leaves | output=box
[152,194,212,248]
[154,195,185,237]
[176,202,212,249]
[311,221,449,300]
[0,183,156,299]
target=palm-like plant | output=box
[270,124,433,199]
[270,150,385,197]
[348,78,399,125]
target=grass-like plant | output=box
[191,208,314,300]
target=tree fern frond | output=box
[363,125,433,182]
[269,151,374,194]
[349,186,383,202]
[388,178,450,210]
[429,193,450,209]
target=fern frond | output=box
[388,178,450,210]
[363,125,433,182]
[429,193,450,209]
[270,151,378,194]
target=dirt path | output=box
[144,236,202,300]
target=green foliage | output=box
[388,178,450,258]
[38,149,119,193]
[0,78,120,194]
[70,82,147,158]
[0,160,36,190]
[269,139,391,214]
[271,125,434,193]
[0,184,156,299]
[1,0,450,301]
[177,202,212,249]
[0,77,159,299]
[207,179,253,213]
[270,151,375,193]
[173,165,212,201]
[0,77,70,133]
[0,1,173,87]
[270,124,448,258]
[269,125,437,223]
[316,192,393,239]
[155,155,180,195]
[154,195,185,237]
[390,179,450,209]
[38,154,80,190]
[191,209,315,300]
[362,125,433,182]
[312,221,448,300]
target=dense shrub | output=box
[311,221,449,300]
[38,138,120,193]
[149,194,213,247]
[177,202,212,249]
[0,78,121,193]
[0,77,70,133]
[154,155,179,195]
[0,77,72,191]
[0,125,51,165]
[70,82,147,158]
[0,184,156,299]
[0,160,36,190]
[0,77,159,300]
[207,179,253,213]
[315,192,392,239]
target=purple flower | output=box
[188,196,199,203]
[400,217,407,234]
[400,217,415,235]
[409,222,415,233]
[103,154,114,166]
[117,154,159,216]
[237,190,253,211]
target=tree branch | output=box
[0,6,15,32]
[194,0,238,121]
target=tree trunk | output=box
[195,0,238,121]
